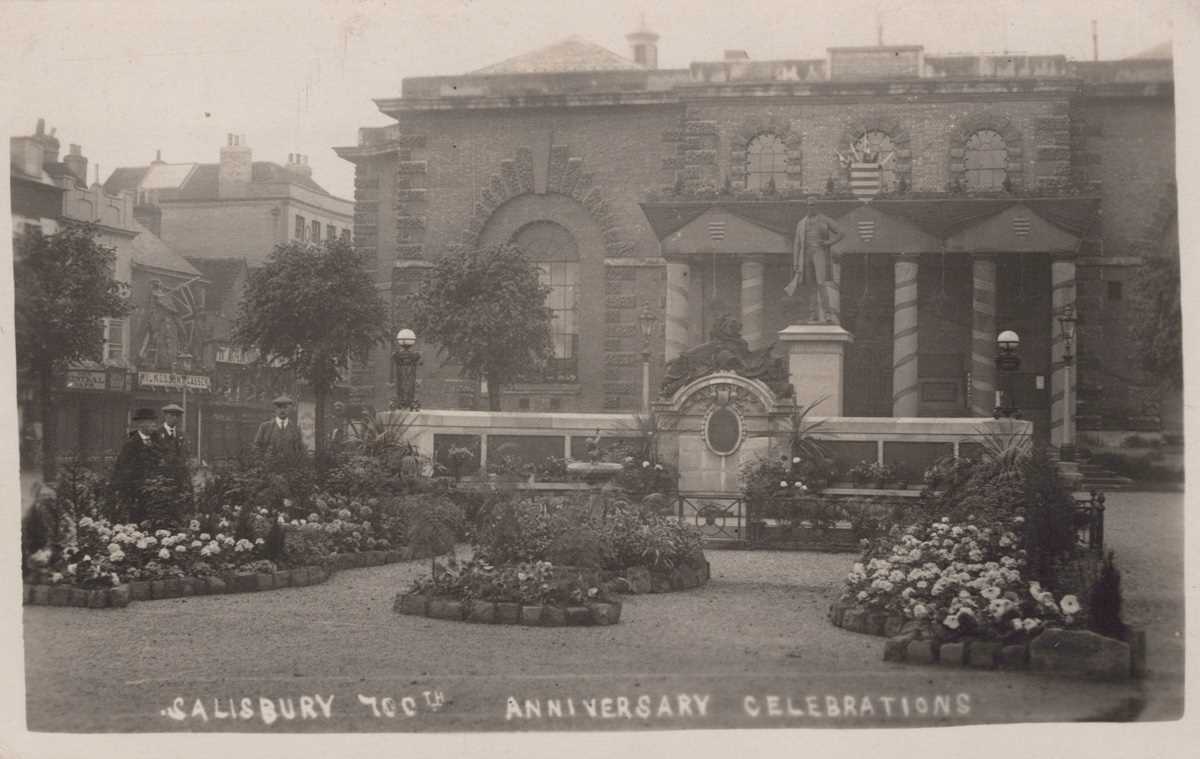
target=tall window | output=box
[103,319,124,362]
[327,223,336,241]
[964,130,1008,190]
[745,133,788,192]
[852,130,897,191]
[512,221,579,381]
[340,228,351,243]
[311,219,322,241]
[295,214,306,240]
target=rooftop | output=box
[471,35,646,75]
[105,160,337,201]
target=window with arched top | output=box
[851,130,897,191]
[512,221,579,381]
[964,130,1008,190]
[745,134,788,192]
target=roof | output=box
[131,223,204,277]
[104,161,333,201]
[471,36,645,75]
[1126,41,1171,60]
[186,257,248,313]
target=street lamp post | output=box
[992,330,1021,419]
[393,328,421,411]
[638,304,657,415]
[1057,303,1078,461]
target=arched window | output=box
[964,130,1008,190]
[512,221,579,381]
[745,134,788,192]
[852,130,897,191]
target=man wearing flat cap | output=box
[254,394,305,459]
[157,403,192,499]
[111,408,165,523]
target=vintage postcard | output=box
[1,0,1193,754]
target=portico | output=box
[642,197,1096,447]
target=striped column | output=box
[892,255,920,417]
[665,261,691,362]
[740,260,765,351]
[970,255,998,416]
[1050,258,1078,449]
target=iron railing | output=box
[1073,490,1106,553]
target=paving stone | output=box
[396,594,429,616]
[22,585,31,605]
[906,639,939,665]
[467,601,496,624]
[206,577,227,594]
[1029,628,1131,680]
[565,606,592,625]
[48,586,71,606]
[939,642,966,666]
[272,570,292,588]
[997,644,1029,670]
[650,573,671,593]
[255,573,275,592]
[828,601,845,626]
[496,603,521,624]
[541,606,566,627]
[110,585,131,608]
[161,579,182,598]
[841,607,866,632]
[69,588,90,607]
[883,635,913,662]
[87,589,110,608]
[865,612,888,636]
[31,585,50,605]
[428,599,463,620]
[677,565,698,589]
[588,602,619,625]
[177,578,196,596]
[625,566,652,594]
[967,641,1001,669]
[229,574,256,593]
[883,616,906,637]
[521,605,543,626]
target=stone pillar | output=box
[778,324,853,416]
[740,260,765,351]
[970,255,997,416]
[892,255,920,417]
[665,261,691,361]
[1050,257,1077,450]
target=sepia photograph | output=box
[1,0,1193,750]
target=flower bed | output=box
[24,546,439,609]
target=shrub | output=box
[408,558,615,607]
[1088,550,1126,639]
[407,495,467,575]
[611,458,677,499]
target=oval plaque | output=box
[704,406,742,456]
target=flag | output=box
[850,162,882,201]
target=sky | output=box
[0,0,1181,200]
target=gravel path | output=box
[22,491,1181,731]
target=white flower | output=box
[135,539,148,549]
[190,540,202,549]
[155,529,170,538]
[857,590,868,601]
[200,533,211,541]
[779,480,789,488]
[981,586,1001,600]
[49,571,63,583]
[254,538,264,545]
[78,517,94,528]
[31,548,52,566]
[913,604,929,619]
[66,563,77,575]
[1061,595,1081,615]
[852,563,865,575]
[110,550,125,562]
[792,457,801,464]
[654,464,663,471]
[189,520,200,531]
[158,548,171,560]
[175,544,187,553]
[1012,618,1024,630]
[1023,618,1041,632]
[943,614,960,630]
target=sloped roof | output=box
[472,36,644,74]
[1127,41,1171,60]
[186,257,247,314]
[131,223,204,277]
[105,161,332,201]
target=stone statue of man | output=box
[785,197,845,324]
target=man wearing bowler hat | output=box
[111,407,165,523]
[254,394,305,459]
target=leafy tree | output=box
[1129,255,1182,390]
[13,226,131,481]
[234,239,389,456]
[408,243,552,410]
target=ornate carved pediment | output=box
[660,315,793,400]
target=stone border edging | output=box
[23,546,433,610]
[829,600,1146,680]
[596,559,711,594]
[393,594,623,626]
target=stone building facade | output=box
[336,33,1177,443]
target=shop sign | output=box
[138,372,211,391]
[65,370,107,390]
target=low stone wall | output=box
[23,547,432,610]
[589,559,712,594]
[394,595,623,626]
[830,599,1145,680]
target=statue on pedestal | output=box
[784,197,845,325]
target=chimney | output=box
[724,50,750,61]
[218,133,252,198]
[286,152,313,178]
[626,16,659,70]
[10,134,43,177]
[64,144,88,187]
[152,149,165,164]
[34,118,60,163]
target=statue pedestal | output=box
[778,324,853,416]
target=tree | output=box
[234,239,389,456]
[14,225,131,482]
[1129,255,1182,390]
[408,243,553,410]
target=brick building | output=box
[335,31,1177,445]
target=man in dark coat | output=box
[157,403,193,498]
[111,408,165,523]
[253,395,305,460]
